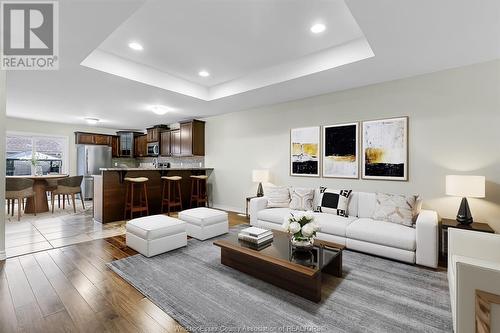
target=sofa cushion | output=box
[313,213,356,237]
[316,187,352,217]
[178,207,228,227]
[266,187,290,208]
[372,193,417,227]
[357,192,377,218]
[346,218,416,251]
[257,208,293,224]
[289,187,314,211]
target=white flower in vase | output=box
[301,223,315,238]
[289,222,301,234]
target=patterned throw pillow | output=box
[315,187,352,217]
[289,188,314,211]
[372,193,418,227]
[266,187,291,208]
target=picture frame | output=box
[361,116,408,181]
[322,122,359,179]
[290,126,320,177]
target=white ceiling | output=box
[6,0,500,130]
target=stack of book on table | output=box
[238,227,273,250]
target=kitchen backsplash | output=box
[138,156,205,168]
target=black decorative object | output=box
[456,197,473,225]
[256,182,264,197]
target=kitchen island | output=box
[94,167,213,223]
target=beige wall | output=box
[0,71,6,260]
[5,117,119,176]
[205,60,500,232]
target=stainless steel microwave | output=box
[147,142,159,156]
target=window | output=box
[6,132,68,176]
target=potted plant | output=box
[31,154,43,176]
[282,211,320,250]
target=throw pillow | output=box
[372,193,418,227]
[289,188,315,211]
[266,187,291,208]
[315,187,352,217]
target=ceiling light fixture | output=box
[85,117,100,125]
[310,23,326,34]
[128,42,143,51]
[198,70,210,77]
[150,105,172,115]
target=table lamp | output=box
[445,175,485,225]
[252,169,269,197]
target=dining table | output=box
[6,174,69,214]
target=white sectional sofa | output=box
[250,191,439,268]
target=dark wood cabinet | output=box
[75,132,96,145]
[111,136,119,157]
[147,125,169,143]
[160,131,171,156]
[75,132,113,146]
[94,134,111,146]
[171,130,181,156]
[134,135,147,157]
[179,120,205,156]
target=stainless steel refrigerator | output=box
[77,145,112,200]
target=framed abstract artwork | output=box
[322,122,359,178]
[361,117,408,181]
[290,126,320,177]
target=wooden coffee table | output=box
[214,230,344,302]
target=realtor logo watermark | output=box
[1,1,59,70]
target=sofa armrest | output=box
[415,209,439,268]
[249,197,268,226]
[448,228,500,267]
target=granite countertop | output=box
[100,167,214,171]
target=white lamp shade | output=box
[445,175,485,198]
[252,169,269,183]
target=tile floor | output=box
[5,201,126,258]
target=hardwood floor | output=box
[0,211,248,333]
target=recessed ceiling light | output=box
[150,105,172,115]
[310,23,326,34]
[84,117,99,125]
[198,70,210,77]
[128,42,143,51]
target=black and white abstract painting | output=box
[362,117,408,181]
[290,126,320,177]
[322,123,359,178]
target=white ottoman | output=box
[178,207,228,240]
[126,215,187,257]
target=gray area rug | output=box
[108,227,452,333]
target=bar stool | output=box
[123,177,149,220]
[160,176,183,215]
[190,175,208,208]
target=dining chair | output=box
[5,178,36,221]
[50,176,85,213]
[46,178,71,209]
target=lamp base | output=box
[456,197,473,225]
[256,182,264,197]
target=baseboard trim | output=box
[0,250,6,261]
[211,204,245,215]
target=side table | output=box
[245,196,258,218]
[439,218,495,266]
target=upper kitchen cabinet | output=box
[171,130,181,156]
[146,125,169,143]
[111,136,119,157]
[160,131,171,156]
[134,134,148,157]
[180,120,205,156]
[75,132,112,145]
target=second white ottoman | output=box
[178,207,228,240]
[126,215,187,257]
